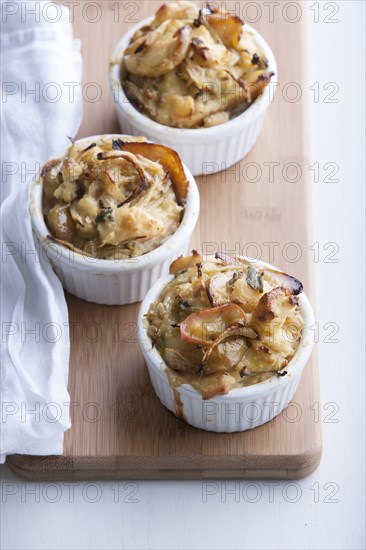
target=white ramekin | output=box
[138,258,315,432]
[109,17,278,177]
[29,135,200,306]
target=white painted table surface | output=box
[1,2,365,549]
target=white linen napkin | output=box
[0,0,83,461]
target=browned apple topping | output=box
[180,303,248,346]
[113,140,189,206]
[146,252,304,399]
[121,1,273,129]
[41,137,185,260]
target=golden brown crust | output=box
[121,1,273,129]
[147,253,304,398]
[252,287,291,323]
[170,250,203,274]
[206,12,244,49]
[41,137,184,260]
[124,21,191,78]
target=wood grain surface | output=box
[7,1,322,480]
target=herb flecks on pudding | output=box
[41,137,188,260]
[122,1,274,129]
[146,252,304,400]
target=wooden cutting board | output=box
[8,1,322,480]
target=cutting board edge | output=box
[6,436,322,481]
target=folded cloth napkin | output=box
[0,0,82,461]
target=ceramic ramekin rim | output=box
[109,17,278,141]
[29,134,200,274]
[138,256,315,401]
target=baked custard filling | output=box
[41,137,188,260]
[146,252,305,400]
[121,1,274,129]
